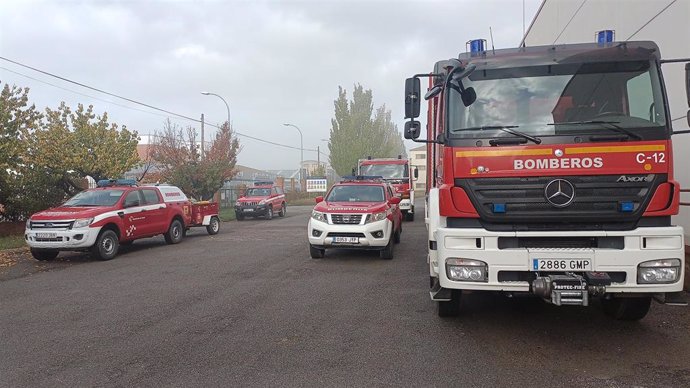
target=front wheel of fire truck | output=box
[601,296,652,321]
[309,244,325,259]
[437,290,462,318]
[405,209,414,222]
[164,219,184,244]
[279,203,286,217]
[30,248,59,261]
[206,216,220,235]
[91,229,119,261]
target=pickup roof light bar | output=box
[340,175,384,183]
[96,179,137,187]
[253,181,274,186]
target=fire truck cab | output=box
[357,156,417,221]
[404,39,690,320]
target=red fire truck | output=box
[403,39,689,320]
[357,156,417,221]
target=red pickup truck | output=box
[24,179,220,261]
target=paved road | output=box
[1,203,689,387]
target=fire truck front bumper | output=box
[308,218,393,249]
[399,199,412,212]
[25,226,102,250]
[431,226,685,295]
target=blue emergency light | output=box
[619,201,635,212]
[492,203,506,213]
[97,178,136,187]
[596,30,615,45]
[340,175,383,182]
[467,39,486,56]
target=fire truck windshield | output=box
[448,60,667,140]
[359,163,408,179]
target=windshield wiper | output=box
[548,120,642,140]
[451,125,542,145]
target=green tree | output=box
[328,84,406,176]
[0,83,42,220]
[28,103,140,197]
[151,119,240,200]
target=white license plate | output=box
[243,209,254,212]
[333,237,359,244]
[532,259,592,271]
[36,232,57,239]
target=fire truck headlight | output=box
[366,211,387,223]
[446,258,488,282]
[311,211,326,223]
[72,218,94,229]
[637,259,681,284]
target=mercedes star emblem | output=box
[544,179,575,208]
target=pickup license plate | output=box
[36,232,57,239]
[532,259,592,271]
[243,208,254,212]
[333,237,359,244]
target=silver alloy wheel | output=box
[210,218,219,232]
[102,235,115,254]
[172,224,181,239]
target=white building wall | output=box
[524,0,690,242]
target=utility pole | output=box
[200,113,205,158]
[317,146,320,173]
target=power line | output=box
[0,56,316,152]
[552,0,588,45]
[626,0,677,41]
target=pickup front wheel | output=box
[602,296,651,321]
[164,219,184,244]
[91,230,119,261]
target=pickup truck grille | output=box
[29,220,74,230]
[330,214,363,224]
[455,174,665,231]
[241,201,259,206]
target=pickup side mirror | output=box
[404,120,421,140]
[315,196,324,204]
[389,197,401,205]
[413,167,419,179]
[405,77,421,119]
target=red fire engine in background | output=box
[357,156,417,221]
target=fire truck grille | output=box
[331,214,363,224]
[29,221,74,230]
[455,174,665,230]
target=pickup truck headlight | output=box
[637,259,681,284]
[235,201,241,206]
[311,211,326,222]
[259,199,267,205]
[72,218,94,229]
[26,219,32,230]
[366,211,387,223]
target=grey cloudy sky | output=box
[0,0,541,170]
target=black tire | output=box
[265,206,273,220]
[236,212,244,221]
[279,203,286,217]
[30,248,59,261]
[438,290,462,317]
[309,244,325,259]
[206,216,220,235]
[91,229,119,261]
[379,238,394,260]
[164,219,184,244]
[393,227,401,244]
[602,296,652,321]
[405,211,415,222]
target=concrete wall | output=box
[523,0,690,244]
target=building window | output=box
[415,154,425,159]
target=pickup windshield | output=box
[326,185,385,202]
[245,188,271,197]
[63,189,125,207]
[448,60,667,140]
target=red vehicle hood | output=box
[314,202,388,214]
[31,206,118,220]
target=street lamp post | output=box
[283,123,304,190]
[201,92,231,124]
